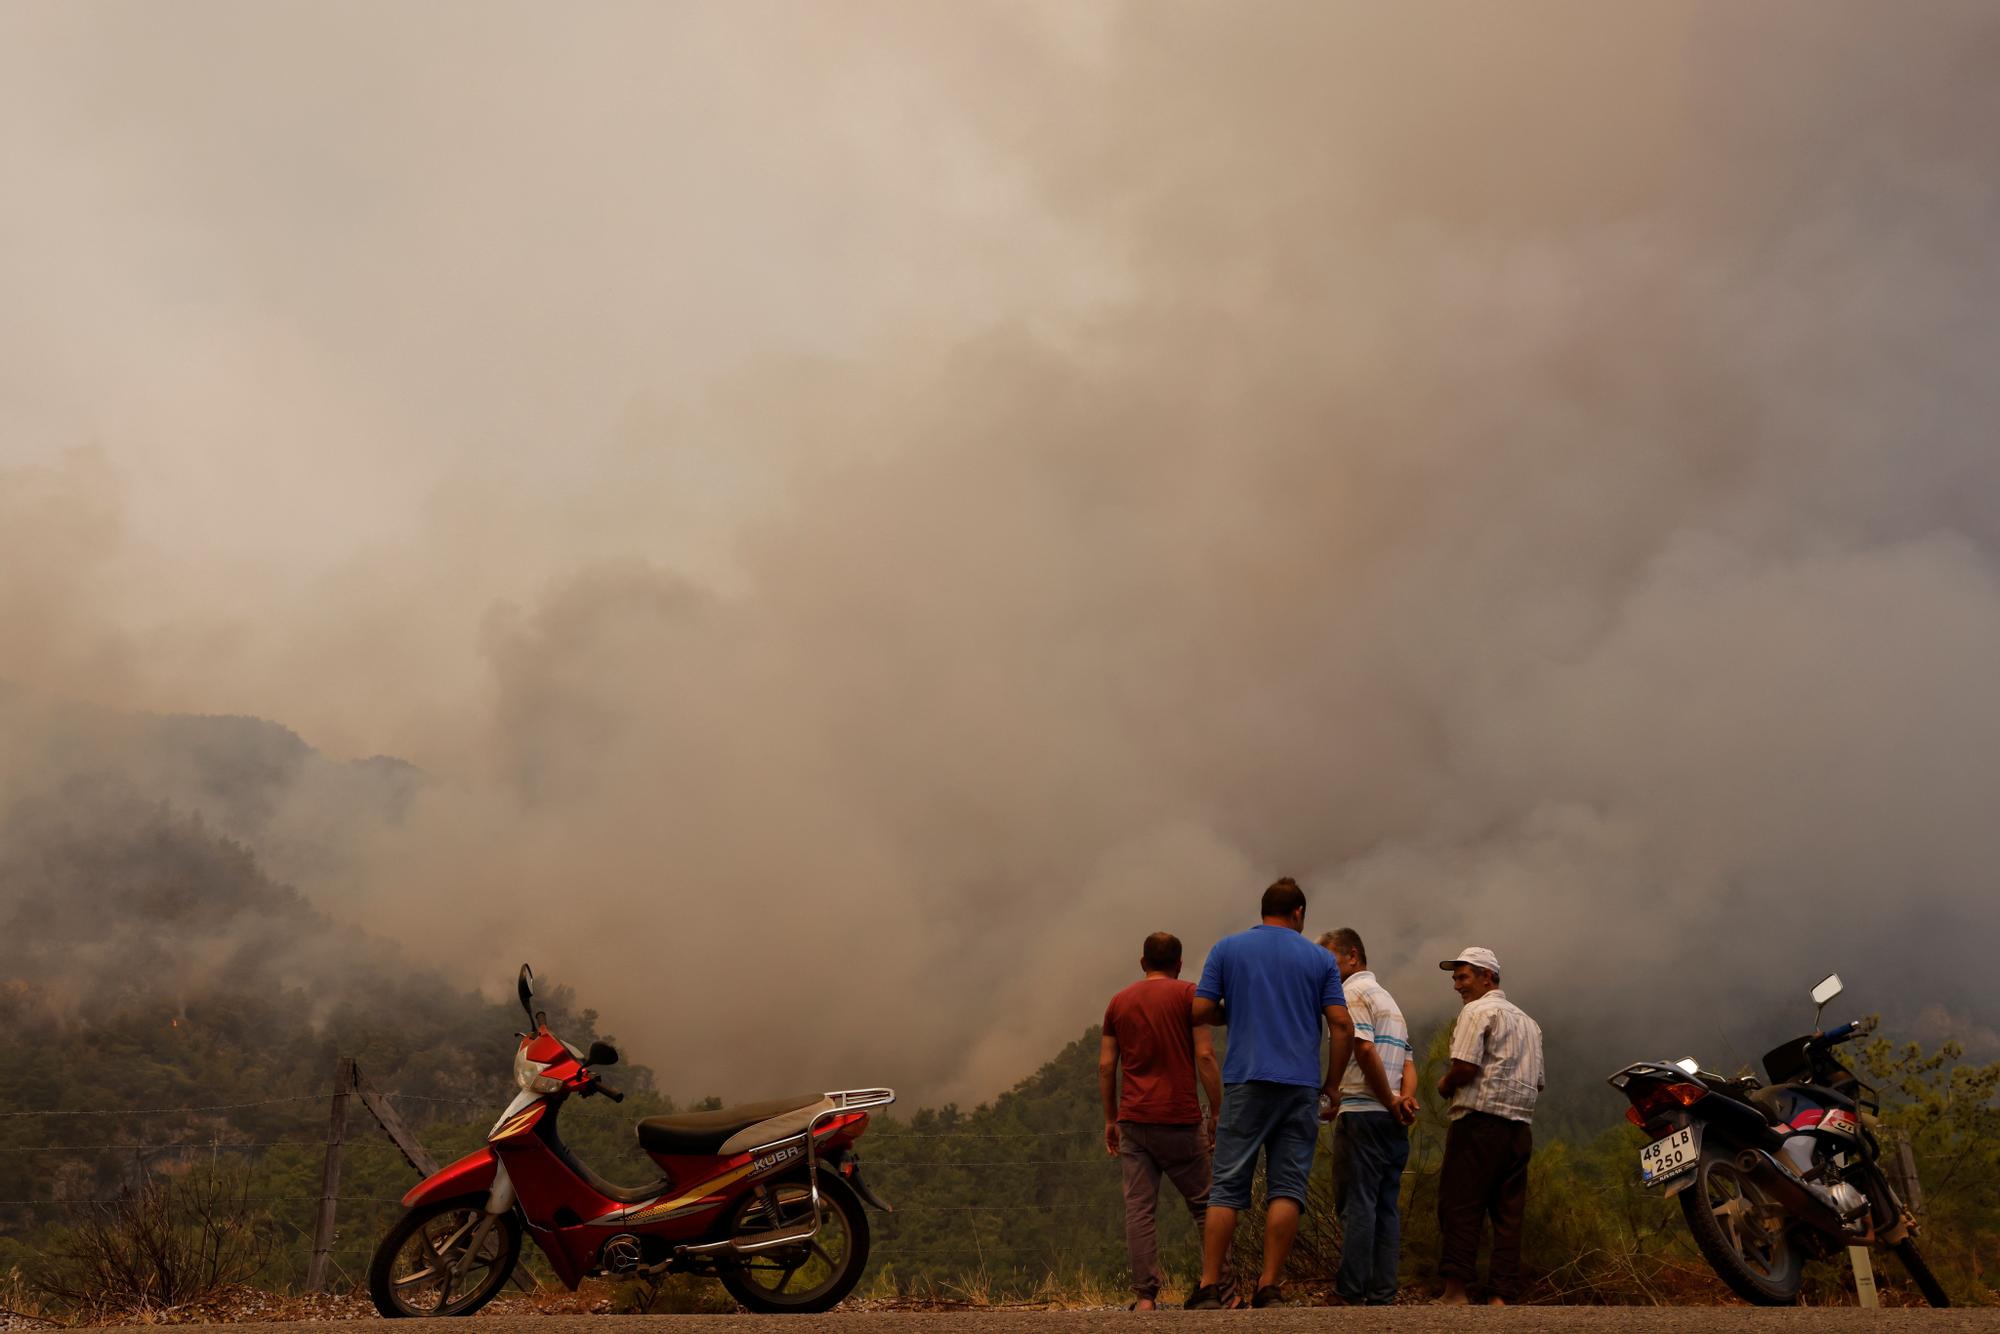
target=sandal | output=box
[1184,1281,1239,1310]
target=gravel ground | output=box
[121,1311,1997,1334]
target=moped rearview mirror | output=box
[1811,972,1842,1031]
[587,1040,620,1067]
[517,964,536,1020]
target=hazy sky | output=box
[5,2,1999,1102]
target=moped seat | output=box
[638,1094,831,1156]
[1745,1085,1790,1125]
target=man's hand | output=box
[1204,1113,1217,1151]
[1393,1093,1420,1126]
[1105,1121,1120,1157]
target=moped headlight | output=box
[514,1044,561,1093]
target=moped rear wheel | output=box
[368,1197,523,1318]
[715,1170,870,1314]
[1679,1149,1803,1305]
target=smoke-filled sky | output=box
[5,1,2000,1103]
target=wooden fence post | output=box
[352,1068,439,1177]
[1894,1131,1925,1219]
[305,1057,356,1292]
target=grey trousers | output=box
[1117,1121,1211,1299]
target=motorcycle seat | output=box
[638,1094,833,1157]
[1746,1085,1792,1126]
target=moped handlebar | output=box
[580,1075,624,1102]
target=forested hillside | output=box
[0,709,1992,1308]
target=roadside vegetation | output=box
[2,981,1993,1321]
[0,802,1991,1317]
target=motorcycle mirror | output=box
[1811,972,1842,1031]
[1674,1057,1700,1076]
[587,1040,620,1067]
[517,964,536,1020]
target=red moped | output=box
[368,965,894,1316]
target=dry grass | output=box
[32,1172,274,1322]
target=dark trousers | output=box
[1437,1110,1532,1301]
[1117,1121,1210,1300]
[1334,1112,1409,1304]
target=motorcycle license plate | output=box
[1639,1126,1700,1187]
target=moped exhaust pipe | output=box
[674,1222,819,1259]
[1732,1148,1871,1243]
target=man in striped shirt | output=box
[1435,947,1544,1305]
[1319,928,1418,1306]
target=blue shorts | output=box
[1209,1081,1320,1211]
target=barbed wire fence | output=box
[0,1091,1423,1302]
[0,1061,508,1299]
[0,1061,1161,1301]
[0,1055,1945,1312]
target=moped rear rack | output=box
[675,1087,896,1258]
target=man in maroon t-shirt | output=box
[1100,931,1224,1308]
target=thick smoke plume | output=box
[4,2,2000,1102]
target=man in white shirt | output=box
[1318,928,1418,1306]
[1434,947,1543,1306]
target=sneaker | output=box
[1251,1284,1291,1308]
[1185,1282,1237,1310]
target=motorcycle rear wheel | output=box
[1679,1149,1803,1305]
[368,1197,523,1318]
[1893,1238,1951,1308]
[715,1170,870,1314]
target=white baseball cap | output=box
[1439,946,1501,977]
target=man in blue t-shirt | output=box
[1185,877,1353,1309]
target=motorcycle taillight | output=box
[1630,1079,1706,1121]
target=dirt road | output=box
[137,1310,1994,1334]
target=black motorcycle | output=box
[1607,973,1948,1307]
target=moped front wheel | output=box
[715,1169,871,1314]
[1893,1238,1951,1308]
[368,1197,523,1317]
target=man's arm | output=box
[1396,1053,1422,1123]
[1192,944,1226,1027]
[1439,1007,1486,1100]
[1192,1024,1222,1139]
[1098,1033,1121,1156]
[1320,1003,1355,1105]
[1354,1040,1398,1110]
[1437,1058,1480,1098]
